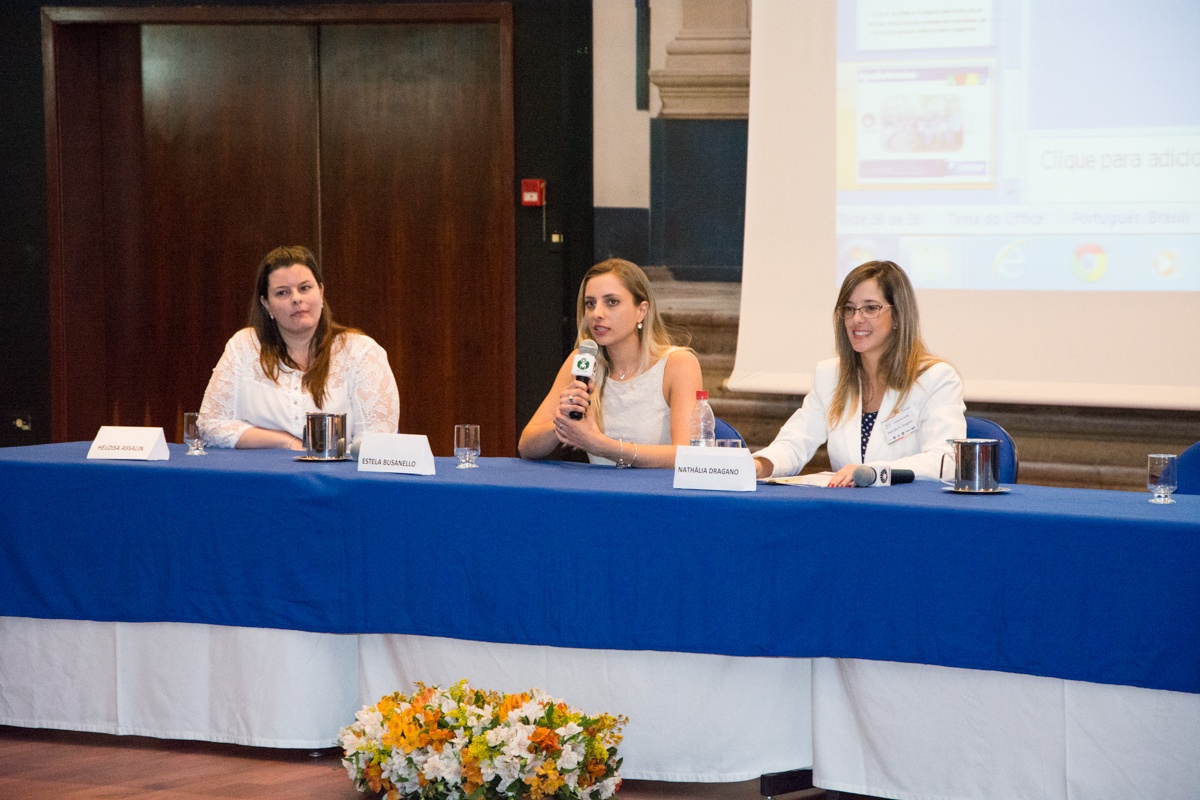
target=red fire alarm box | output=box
[521,179,545,207]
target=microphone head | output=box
[851,465,876,487]
[577,339,599,356]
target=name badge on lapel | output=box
[87,426,170,460]
[883,408,917,445]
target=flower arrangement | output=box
[339,679,627,800]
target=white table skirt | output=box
[812,658,1200,800]
[0,617,813,782]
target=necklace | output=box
[613,362,638,380]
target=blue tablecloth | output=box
[1,442,1198,694]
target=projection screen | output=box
[730,0,1200,409]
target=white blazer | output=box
[754,358,966,480]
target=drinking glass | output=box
[715,439,743,448]
[183,412,206,456]
[1147,454,1177,504]
[454,424,480,469]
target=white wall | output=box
[592,2,651,209]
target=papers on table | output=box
[760,471,835,487]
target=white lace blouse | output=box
[199,328,400,448]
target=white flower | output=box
[337,727,368,756]
[353,706,385,740]
[423,750,463,784]
[481,754,522,793]
[381,751,422,795]
[556,721,583,738]
[486,721,534,759]
[512,696,550,724]
[557,741,584,771]
[589,776,621,799]
[464,703,493,733]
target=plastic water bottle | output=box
[689,390,716,447]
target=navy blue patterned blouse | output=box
[860,411,878,461]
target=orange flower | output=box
[412,685,438,707]
[539,763,566,796]
[497,691,531,720]
[378,694,400,716]
[365,762,384,793]
[530,726,561,754]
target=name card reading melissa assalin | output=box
[673,446,756,492]
[87,426,170,461]
[357,432,436,475]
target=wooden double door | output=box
[44,5,515,455]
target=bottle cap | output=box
[696,390,709,399]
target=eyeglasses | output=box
[838,303,892,320]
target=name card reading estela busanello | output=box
[87,426,171,461]
[673,445,756,492]
[357,432,436,475]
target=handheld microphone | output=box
[852,465,915,487]
[568,339,599,420]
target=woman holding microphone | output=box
[519,258,704,468]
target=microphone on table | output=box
[568,339,599,420]
[852,465,915,487]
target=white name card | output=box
[673,446,756,492]
[87,426,170,461]
[357,432,436,475]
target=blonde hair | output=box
[828,260,941,427]
[573,259,688,431]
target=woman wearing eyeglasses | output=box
[753,260,966,486]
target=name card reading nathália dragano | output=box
[673,445,756,492]
[357,432,436,475]
[87,426,170,461]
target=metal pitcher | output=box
[941,438,1002,492]
[304,412,347,460]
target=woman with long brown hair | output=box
[199,245,399,449]
[754,260,965,485]
[518,258,704,468]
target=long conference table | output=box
[1,442,1198,798]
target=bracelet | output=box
[630,441,638,467]
[615,439,629,469]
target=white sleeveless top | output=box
[588,349,676,466]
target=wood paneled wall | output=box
[43,5,515,456]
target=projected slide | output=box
[835,0,1200,292]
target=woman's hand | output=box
[556,379,592,420]
[827,464,860,487]
[518,356,596,460]
[552,380,603,451]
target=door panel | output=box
[141,24,320,431]
[319,23,514,455]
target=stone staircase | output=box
[651,270,1200,491]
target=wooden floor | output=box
[0,726,830,800]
